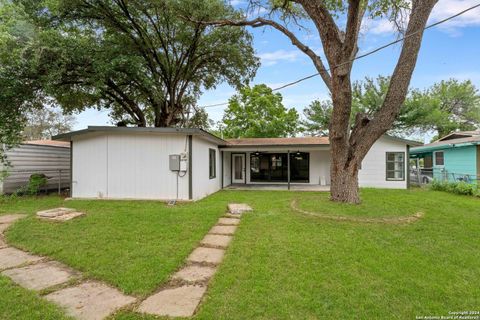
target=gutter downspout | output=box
[188,135,193,200]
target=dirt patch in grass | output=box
[291,198,424,224]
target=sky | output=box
[73,0,480,142]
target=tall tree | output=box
[302,77,480,140]
[203,0,438,203]
[14,0,258,127]
[23,107,76,140]
[405,79,480,139]
[221,84,299,138]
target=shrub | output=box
[430,180,478,196]
[15,173,48,196]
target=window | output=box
[386,152,405,181]
[209,149,216,179]
[434,151,444,166]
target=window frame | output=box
[385,152,405,181]
[434,151,445,167]
[209,148,216,179]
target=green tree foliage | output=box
[10,0,258,127]
[23,107,76,140]
[405,79,480,139]
[302,77,480,139]
[221,84,299,138]
[0,1,42,164]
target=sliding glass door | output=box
[250,152,309,183]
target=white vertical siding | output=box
[359,136,408,189]
[309,150,330,185]
[1,144,70,194]
[192,137,222,200]
[72,133,190,200]
[223,151,232,187]
[72,135,108,198]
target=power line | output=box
[200,3,480,108]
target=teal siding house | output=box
[410,131,480,183]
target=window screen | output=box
[386,152,405,181]
[434,151,444,166]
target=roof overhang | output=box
[53,126,227,146]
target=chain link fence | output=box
[410,167,479,186]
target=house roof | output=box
[24,140,71,148]
[411,131,480,153]
[52,126,227,145]
[225,136,329,147]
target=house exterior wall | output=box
[358,136,408,189]
[0,144,70,194]
[222,151,232,187]
[442,146,477,179]
[72,132,190,200]
[192,136,222,200]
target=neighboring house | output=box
[0,140,71,194]
[410,131,480,183]
[53,126,420,201]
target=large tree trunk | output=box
[330,162,360,203]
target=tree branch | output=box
[195,17,332,91]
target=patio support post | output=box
[287,150,291,190]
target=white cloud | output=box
[257,49,301,66]
[429,0,480,35]
[228,0,244,7]
[363,1,480,36]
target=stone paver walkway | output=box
[136,203,252,318]
[0,203,253,319]
[0,212,135,320]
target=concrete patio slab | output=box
[37,208,76,218]
[218,217,240,225]
[187,247,225,265]
[172,265,216,283]
[0,214,27,224]
[2,261,78,291]
[209,225,237,235]
[39,211,85,222]
[228,203,252,214]
[200,234,232,248]
[138,285,206,317]
[45,281,136,320]
[0,247,43,270]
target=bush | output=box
[430,180,478,196]
[15,173,48,196]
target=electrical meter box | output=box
[179,153,188,172]
[169,154,180,171]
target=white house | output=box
[53,126,420,201]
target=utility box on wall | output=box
[169,154,180,171]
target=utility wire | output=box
[200,3,480,108]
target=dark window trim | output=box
[386,151,406,181]
[434,150,445,167]
[249,152,310,183]
[209,148,216,179]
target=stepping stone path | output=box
[0,203,253,319]
[0,211,135,320]
[137,203,252,318]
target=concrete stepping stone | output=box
[0,223,10,234]
[209,225,237,235]
[224,213,242,219]
[187,247,225,265]
[172,265,216,283]
[0,214,27,224]
[218,217,240,225]
[200,234,232,248]
[41,212,85,222]
[228,203,252,214]
[138,285,206,317]
[2,261,78,291]
[0,247,43,270]
[45,281,136,320]
[37,208,76,218]
[0,237,6,249]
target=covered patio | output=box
[224,183,330,192]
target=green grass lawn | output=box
[1,189,480,319]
